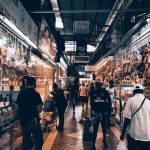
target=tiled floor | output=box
[50,103,119,150]
[0,102,120,150]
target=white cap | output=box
[133,84,144,91]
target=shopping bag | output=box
[117,140,127,150]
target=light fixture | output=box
[50,0,64,29]
[0,15,37,49]
[55,17,64,29]
[146,18,150,23]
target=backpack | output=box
[93,89,109,113]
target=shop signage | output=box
[3,86,10,91]
[14,86,20,91]
[0,0,38,44]
[38,17,56,61]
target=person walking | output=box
[16,77,43,150]
[79,83,88,110]
[52,83,67,132]
[120,84,150,150]
[91,82,112,150]
[89,82,95,117]
[70,80,79,113]
[106,80,115,127]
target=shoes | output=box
[90,146,96,150]
[103,139,108,148]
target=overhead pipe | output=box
[95,0,134,65]
[96,15,146,65]
[31,8,149,14]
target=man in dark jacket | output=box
[91,82,112,150]
[52,83,67,132]
[16,77,43,150]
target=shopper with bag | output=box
[90,82,112,150]
[120,84,150,150]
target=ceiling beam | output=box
[82,0,87,20]
[90,0,104,37]
[31,8,150,14]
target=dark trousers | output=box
[71,96,76,111]
[57,108,65,130]
[92,113,108,146]
[22,121,43,150]
[127,134,150,150]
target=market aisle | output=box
[49,103,120,150]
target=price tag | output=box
[14,86,20,91]
[3,86,10,91]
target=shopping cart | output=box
[40,99,57,132]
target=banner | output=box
[38,17,56,61]
[0,0,38,44]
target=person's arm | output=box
[35,93,43,113]
[106,91,112,112]
[37,104,43,113]
[120,118,131,140]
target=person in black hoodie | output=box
[90,82,112,150]
[52,83,67,132]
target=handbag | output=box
[131,97,146,118]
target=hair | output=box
[26,77,36,86]
[133,89,144,95]
[95,82,103,89]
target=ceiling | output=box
[20,0,150,65]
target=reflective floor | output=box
[51,103,120,150]
[0,102,120,150]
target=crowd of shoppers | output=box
[16,77,150,150]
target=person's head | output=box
[82,83,85,86]
[53,83,58,90]
[95,82,103,89]
[133,84,144,95]
[109,80,114,88]
[26,77,36,88]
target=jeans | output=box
[127,134,150,150]
[22,120,43,150]
[92,113,108,146]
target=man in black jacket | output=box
[91,82,112,150]
[52,83,67,132]
[16,77,43,150]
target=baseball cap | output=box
[133,84,144,91]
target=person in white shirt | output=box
[120,84,150,150]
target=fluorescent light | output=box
[60,57,67,69]
[147,18,150,23]
[87,45,96,52]
[55,17,64,29]
[50,0,64,29]
[0,15,37,49]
